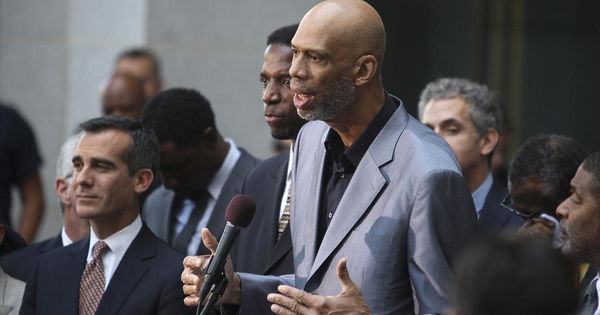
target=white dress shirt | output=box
[61,226,73,246]
[173,139,241,256]
[87,215,142,289]
[594,274,600,315]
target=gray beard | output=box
[298,73,355,122]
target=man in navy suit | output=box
[20,116,193,315]
[1,133,90,282]
[233,24,306,276]
[419,78,524,233]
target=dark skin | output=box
[510,176,557,239]
[182,0,382,313]
[102,72,147,120]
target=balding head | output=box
[102,72,147,119]
[298,0,385,65]
[290,0,386,123]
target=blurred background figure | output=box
[0,133,90,282]
[0,219,27,315]
[0,103,44,243]
[101,72,147,119]
[449,235,577,315]
[505,134,587,247]
[114,47,162,100]
[419,78,524,234]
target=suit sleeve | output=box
[235,273,294,314]
[18,256,40,315]
[157,264,196,315]
[407,170,479,314]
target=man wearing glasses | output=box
[419,78,524,233]
[504,134,587,247]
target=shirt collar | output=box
[323,93,397,171]
[207,138,241,200]
[472,172,494,216]
[61,226,73,246]
[88,215,142,262]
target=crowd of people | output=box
[0,0,598,314]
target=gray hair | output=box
[56,133,82,180]
[55,133,82,214]
[418,78,503,137]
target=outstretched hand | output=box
[267,258,371,315]
[180,228,240,307]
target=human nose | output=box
[262,81,282,105]
[556,198,569,219]
[289,54,305,80]
[75,166,93,187]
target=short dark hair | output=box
[452,235,577,315]
[79,115,159,176]
[141,88,215,149]
[116,47,162,80]
[508,134,587,209]
[582,151,600,204]
[267,24,299,47]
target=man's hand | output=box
[518,217,555,240]
[181,228,241,307]
[267,258,371,315]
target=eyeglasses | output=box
[500,194,545,219]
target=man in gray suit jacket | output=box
[141,88,259,256]
[182,1,478,314]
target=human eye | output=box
[281,78,291,88]
[259,77,268,88]
[291,48,299,57]
[72,160,83,170]
[443,125,460,135]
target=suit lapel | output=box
[305,98,408,285]
[478,180,509,230]
[264,157,291,273]
[61,239,90,314]
[96,226,153,314]
[201,151,255,254]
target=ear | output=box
[55,177,72,206]
[479,128,500,156]
[353,55,378,87]
[133,169,154,194]
[200,127,218,147]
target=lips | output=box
[293,93,315,110]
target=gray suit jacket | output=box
[238,96,479,315]
[142,149,259,255]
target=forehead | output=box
[262,44,292,74]
[76,129,130,161]
[572,166,593,193]
[116,57,154,77]
[422,97,471,124]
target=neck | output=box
[90,208,138,240]
[212,137,231,172]
[464,162,491,193]
[326,86,385,148]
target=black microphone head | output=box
[225,194,256,227]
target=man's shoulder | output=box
[246,152,289,178]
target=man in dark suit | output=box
[419,78,524,233]
[1,133,90,282]
[20,116,193,315]
[141,89,259,256]
[233,24,306,276]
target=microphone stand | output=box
[196,271,228,315]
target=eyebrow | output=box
[439,118,462,127]
[72,156,117,169]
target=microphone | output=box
[199,194,256,303]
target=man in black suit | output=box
[20,116,193,315]
[1,133,90,282]
[233,24,306,276]
[419,78,524,233]
[141,89,259,256]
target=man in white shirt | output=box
[20,115,194,315]
[419,78,524,233]
[141,88,259,256]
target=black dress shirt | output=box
[316,94,397,248]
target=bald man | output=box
[181,1,478,314]
[101,72,147,119]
